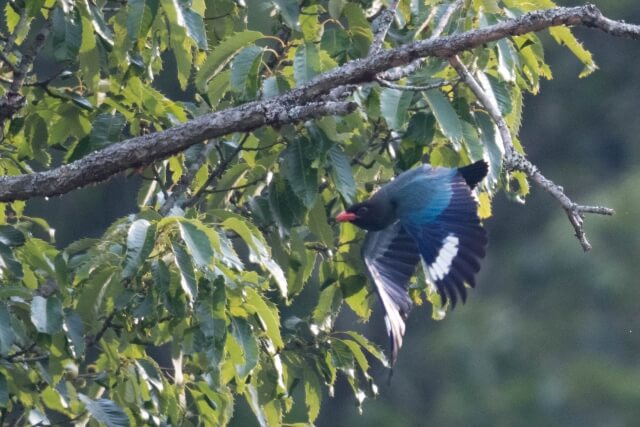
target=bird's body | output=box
[336,160,489,363]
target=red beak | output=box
[336,211,357,222]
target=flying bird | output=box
[335,160,489,364]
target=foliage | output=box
[0,0,601,425]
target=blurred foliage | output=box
[0,0,635,425]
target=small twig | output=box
[379,0,463,82]
[449,55,614,251]
[205,177,266,194]
[159,142,217,215]
[152,164,169,199]
[370,0,399,54]
[375,76,460,91]
[181,134,250,209]
[88,311,117,347]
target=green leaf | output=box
[244,287,283,348]
[273,0,300,30]
[424,89,463,144]
[327,145,356,205]
[121,219,156,279]
[300,5,322,42]
[328,0,347,18]
[282,138,318,208]
[79,395,131,427]
[171,241,198,303]
[182,7,208,50]
[307,199,334,246]
[0,242,22,279]
[30,295,63,335]
[293,42,322,85]
[487,74,513,116]
[220,215,288,298]
[195,30,263,92]
[0,225,25,246]
[474,111,503,186]
[549,26,597,78]
[496,39,517,82]
[91,112,126,147]
[178,220,214,269]
[0,373,8,408]
[0,302,16,356]
[304,367,322,423]
[380,88,413,131]
[341,331,389,367]
[64,309,86,359]
[126,0,159,47]
[230,317,260,380]
[230,45,264,100]
[206,70,231,107]
[268,177,305,231]
[52,8,82,62]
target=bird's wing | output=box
[402,176,487,308]
[362,222,420,364]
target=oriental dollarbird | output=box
[336,160,489,364]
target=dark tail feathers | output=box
[458,160,488,189]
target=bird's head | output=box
[336,198,396,231]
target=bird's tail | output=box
[458,160,488,189]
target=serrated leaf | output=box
[328,0,347,18]
[220,216,288,298]
[182,7,207,50]
[307,199,334,246]
[91,112,126,147]
[341,331,389,367]
[487,75,513,116]
[549,26,597,78]
[126,0,159,46]
[0,302,16,356]
[424,89,463,144]
[273,0,300,30]
[206,70,231,108]
[244,287,283,348]
[64,309,86,359]
[0,373,8,407]
[327,145,356,205]
[268,177,305,232]
[0,225,25,246]
[178,220,214,269]
[195,31,263,92]
[282,138,318,208]
[496,38,517,82]
[474,111,503,186]
[294,42,321,85]
[79,395,130,427]
[230,317,259,380]
[380,88,413,131]
[121,219,156,279]
[52,8,82,62]
[230,45,264,99]
[171,241,198,303]
[304,367,322,422]
[30,296,63,335]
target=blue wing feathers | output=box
[400,168,487,307]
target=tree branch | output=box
[0,5,638,202]
[369,0,399,54]
[449,56,614,251]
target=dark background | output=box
[27,1,640,426]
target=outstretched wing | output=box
[362,222,420,364]
[402,176,487,307]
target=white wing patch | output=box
[426,234,459,281]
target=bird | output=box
[335,160,489,364]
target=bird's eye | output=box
[357,206,368,216]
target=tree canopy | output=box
[0,0,638,425]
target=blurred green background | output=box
[27,1,640,425]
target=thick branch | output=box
[449,56,614,251]
[0,4,638,202]
[370,0,399,54]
